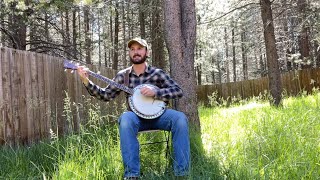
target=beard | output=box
[130,54,147,64]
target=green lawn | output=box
[1,92,320,179]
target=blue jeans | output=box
[118,109,190,177]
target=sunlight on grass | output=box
[200,101,268,156]
[1,93,320,179]
[224,101,269,114]
[199,94,320,179]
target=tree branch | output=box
[198,2,259,25]
[0,25,19,48]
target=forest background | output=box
[0,0,320,126]
[1,0,319,83]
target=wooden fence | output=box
[197,68,320,106]
[0,47,125,146]
[1,47,320,146]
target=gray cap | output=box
[127,37,149,50]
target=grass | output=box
[1,91,320,179]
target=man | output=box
[77,38,190,179]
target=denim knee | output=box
[118,111,137,129]
[175,112,188,128]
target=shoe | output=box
[124,177,138,180]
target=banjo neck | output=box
[87,70,134,95]
[64,60,133,94]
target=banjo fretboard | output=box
[64,60,133,94]
[87,70,133,95]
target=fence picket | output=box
[23,51,33,144]
[43,53,52,139]
[2,48,14,145]
[38,54,47,140]
[14,50,27,144]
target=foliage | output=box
[1,0,319,84]
[200,91,320,179]
[195,0,320,84]
[1,92,320,178]
[208,89,271,108]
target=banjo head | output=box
[129,84,166,119]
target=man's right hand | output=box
[77,66,89,86]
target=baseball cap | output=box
[127,38,149,50]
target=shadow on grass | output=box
[0,124,224,179]
[0,141,62,179]
[138,125,225,179]
[188,126,224,179]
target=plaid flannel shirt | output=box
[85,65,183,102]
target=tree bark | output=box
[84,5,91,64]
[72,9,77,59]
[260,0,282,106]
[139,0,146,38]
[224,27,230,83]
[8,1,27,50]
[314,40,320,67]
[151,0,166,70]
[297,0,311,69]
[64,9,71,59]
[196,64,201,85]
[232,27,237,82]
[112,1,119,70]
[0,1,2,40]
[163,0,200,128]
[109,1,114,68]
[122,0,127,68]
[211,56,216,84]
[241,31,248,80]
[217,54,222,84]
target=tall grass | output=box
[200,90,320,179]
[1,91,320,179]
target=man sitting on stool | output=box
[77,38,190,179]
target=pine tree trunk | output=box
[232,28,237,82]
[139,0,146,38]
[84,5,91,64]
[224,27,230,83]
[241,31,248,80]
[197,65,201,85]
[163,0,200,128]
[112,1,119,70]
[151,0,166,70]
[72,9,77,59]
[8,1,27,50]
[260,0,282,106]
[122,0,127,68]
[297,0,311,69]
[65,9,71,59]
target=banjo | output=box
[63,60,166,119]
